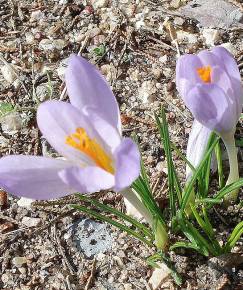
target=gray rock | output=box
[22,216,41,227]
[70,218,113,258]
[12,256,27,267]
[0,112,22,133]
[180,0,243,28]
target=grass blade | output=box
[72,204,154,247]
[181,136,219,211]
[75,194,153,239]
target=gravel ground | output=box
[0,0,243,289]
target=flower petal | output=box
[83,107,121,152]
[37,100,112,165]
[211,66,237,117]
[114,138,140,191]
[186,120,211,180]
[197,50,222,67]
[59,166,114,193]
[0,155,75,199]
[176,54,202,97]
[185,84,235,133]
[212,47,241,83]
[212,46,243,116]
[65,55,121,133]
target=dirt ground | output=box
[0,0,243,289]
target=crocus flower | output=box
[176,46,243,133]
[0,55,141,200]
[177,46,243,202]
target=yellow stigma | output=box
[66,128,114,174]
[197,65,212,83]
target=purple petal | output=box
[212,46,243,117]
[83,107,121,152]
[59,166,114,193]
[197,50,222,67]
[186,84,236,133]
[114,138,140,191]
[212,47,241,83]
[211,66,237,117]
[0,155,75,199]
[37,101,112,165]
[176,54,202,97]
[65,55,121,133]
[186,120,211,180]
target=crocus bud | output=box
[176,46,243,202]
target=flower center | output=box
[197,65,212,83]
[66,128,114,174]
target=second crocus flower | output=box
[176,46,243,202]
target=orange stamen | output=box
[197,65,212,83]
[66,128,114,174]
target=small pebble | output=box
[12,257,27,267]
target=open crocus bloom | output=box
[176,46,243,134]
[0,55,140,200]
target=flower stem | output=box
[221,131,239,203]
[120,188,153,226]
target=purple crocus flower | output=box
[177,46,243,202]
[176,46,243,134]
[0,55,140,200]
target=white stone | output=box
[22,216,41,228]
[25,32,35,44]
[91,0,108,9]
[0,112,22,133]
[39,39,66,51]
[124,284,133,290]
[12,257,27,267]
[202,28,220,46]
[159,55,168,64]
[17,198,34,209]
[0,65,17,83]
[138,80,157,104]
[56,58,69,81]
[30,10,45,22]
[176,30,198,44]
[148,262,171,290]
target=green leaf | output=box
[146,252,182,286]
[0,102,14,117]
[155,108,181,217]
[133,176,166,228]
[170,241,201,252]
[224,221,243,252]
[72,204,154,247]
[92,44,106,56]
[197,198,223,205]
[181,136,219,211]
[75,193,153,239]
[208,178,243,209]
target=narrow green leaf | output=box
[181,136,219,211]
[224,221,243,252]
[155,109,178,217]
[75,194,153,239]
[0,102,14,117]
[72,204,154,247]
[170,241,201,252]
[208,179,243,209]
